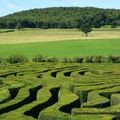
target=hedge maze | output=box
[0,63,120,120]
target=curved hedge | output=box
[0,63,120,120]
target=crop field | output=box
[0,63,120,120]
[0,29,120,58]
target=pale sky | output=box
[0,0,120,16]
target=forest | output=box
[0,7,120,29]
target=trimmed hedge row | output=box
[0,86,31,110]
[111,94,120,106]
[0,62,120,120]
[0,55,120,64]
[81,85,120,108]
[74,83,120,103]
[70,114,116,120]
[0,88,10,104]
[38,88,79,120]
[33,55,120,63]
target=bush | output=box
[47,57,58,62]
[0,57,6,65]
[0,57,3,64]
[32,55,46,62]
[91,56,107,63]
[6,55,28,64]
[98,56,108,63]
[16,23,22,30]
[107,55,120,63]
[82,56,93,63]
[62,58,73,63]
[73,57,83,63]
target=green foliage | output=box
[0,57,6,65]
[73,57,83,63]
[1,7,120,29]
[0,63,120,119]
[111,94,120,106]
[6,55,28,64]
[0,55,120,64]
[32,55,46,62]
[47,57,58,62]
[111,21,117,29]
[0,29,14,33]
[91,56,107,63]
[16,23,22,30]
[108,55,120,63]
[82,56,93,63]
[0,57,3,64]
[80,23,92,36]
[62,58,73,63]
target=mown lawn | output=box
[0,38,119,58]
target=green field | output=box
[0,62,120,120]
[0,29,120,58]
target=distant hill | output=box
[0,7,120,29]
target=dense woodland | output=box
[0,7,120,29]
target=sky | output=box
[0,0,120,16]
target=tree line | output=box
[0,7,120,29]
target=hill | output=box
[0,7,120,29]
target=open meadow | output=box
[0,29,120,58]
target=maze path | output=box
[0,63,119,120]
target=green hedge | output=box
[111,94,120,106]
[1,55,120,64]
[38,88,79,120]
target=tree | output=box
[80,23,92,37]
[111,21,117,29]
[0,7,120,29]
[16,23,22,30]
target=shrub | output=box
[73,57,83,63]
[6,55,28,64]
[16,23,22,30]
[0,57,3,64]
[107,55,120,63]
[0,57,6,65]
[91,56,107,63]
[62,58,73,63]
[0,80,3,85]
[99,56,108,63]
[82,56,93,63]
[32,55,46,62]
[47,57,58,62]
[111,94,120,106]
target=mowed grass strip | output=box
[0,39,119,58]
